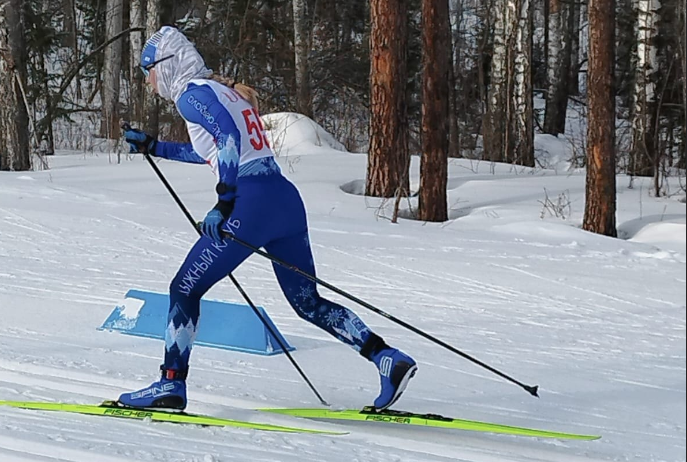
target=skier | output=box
[118,26,417,411]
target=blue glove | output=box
[124,127,157,154]
[200,200,235,243]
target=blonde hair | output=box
[209,74,260,111]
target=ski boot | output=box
[361,334,418,411]
[117,366,188,410]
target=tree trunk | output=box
[448,55,461,158]
[616,0,635,109]
[366,0,409,198]
[583,0,617,237]
[484,0,512,163]
[544,0,572,135]
[100,0,123,139]
[511,0,534,166]
[61,0,81,100]
[63,0,78,57]
[0,0,31,171]
[629,0,660,178]
[544,0,549,77]
[485,0,532,166]
[418,0,450,222]
[130,0,145,125]
[569,0,581,95]
[477,2,489,131]
[293,0,313,118]
[447,0,461,158]
[39,53,55,155]
[682,0,687,170]
[145,0,160,136]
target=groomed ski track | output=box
[1,149,684,461]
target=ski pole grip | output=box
[120,122,153,155]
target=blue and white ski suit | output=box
[143,27,372,373]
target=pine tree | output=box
[366,0,410,198]
[583,0,617,237]
[418,0,450,222]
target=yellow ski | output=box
[0,400,344,435]
[260,406,601,440]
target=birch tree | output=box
[484,0,534,166]
[293,0,313,118]
[512,0,534,166]
[484,0,512,163]
[583,0,617,237]
[366,0,409,198]
[0,0,31,171]
[544,0,572,135]
[100,0,123,139]
[629,0,660,178]
[418,0,450,222]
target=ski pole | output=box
[218,229,540,398]
[121,123,330,406]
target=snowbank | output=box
[262,112,348,156]
[620,216,687,253]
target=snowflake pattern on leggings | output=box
[287,284,371,350]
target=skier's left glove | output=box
[200,199,235,243]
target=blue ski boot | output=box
[361,334,418,411]
[117,367,187,410]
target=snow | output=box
[264,112,349,156]
[620,217,687,254]
[0,114,685,462]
